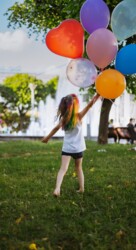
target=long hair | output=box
[57,94,79,131]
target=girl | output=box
[42,93,100,196]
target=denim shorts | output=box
[62,151,83,159]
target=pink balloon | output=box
[86,28,118,69]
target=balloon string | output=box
[109,99,117,106]
[100,98,117,107]
[109,99,114,104]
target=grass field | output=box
[0,140,136,250]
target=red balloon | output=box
[45,19,84,58]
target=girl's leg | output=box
[53,155,71,196]
[75,158,84,193]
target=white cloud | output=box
[0,29,68,74]
[0,30,31,51]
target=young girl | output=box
[42,93,100,196]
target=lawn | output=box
[0,140,136,250]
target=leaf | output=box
[115,230,125,239]
[71,201,78,206]
[15,214,25,224]
[90,168,95,172]
[29,243,37,250]
[72,172,76,177]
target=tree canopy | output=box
[0,73,58,132]
[6,0,120,35]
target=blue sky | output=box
[0,0,18,32]
[0,0,67,75]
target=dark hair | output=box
[57,94,79,130]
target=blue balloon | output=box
[115,44,136,75]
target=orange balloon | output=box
[95,69,126,99]
[45,19,84,58]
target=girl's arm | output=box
[78,93,100,120]
[41,120,62,143]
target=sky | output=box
[0,0,67,75]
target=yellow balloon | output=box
[95,69,126,99]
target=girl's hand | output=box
[41,137,49,143]
[92,93,100,103]
[95,93,100,99]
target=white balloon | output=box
[111,0,136,41]
[66,58,97,88]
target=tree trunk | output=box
[98,98,114,144]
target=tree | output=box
[6,0,120,35]
[5,0,136,142]
[0,73,58,132]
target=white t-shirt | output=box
[62,122,86,153]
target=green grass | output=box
[0,140,136,250]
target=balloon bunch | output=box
[45,0,136,99]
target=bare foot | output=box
[53,189,60,197]
[76,189,84,193]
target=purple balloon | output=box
[80,0,110,34]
